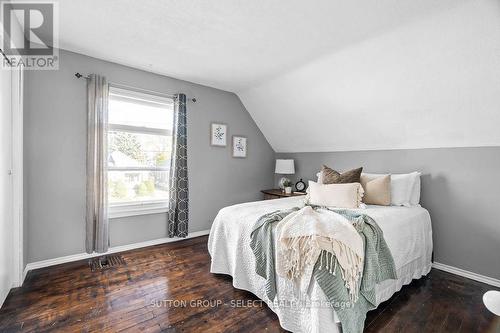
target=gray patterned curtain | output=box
[168,94,188,237]
[85,74,109,253]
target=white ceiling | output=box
[48,0,500,152]
[240,0,500,152]
[55,0,460,92]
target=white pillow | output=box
[363,172,420,207]
[410,173,421,205]
[307,181,364,208]
[316,171,323,184]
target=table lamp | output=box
[275,159,295,191]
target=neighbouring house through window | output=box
[107,86,174,218]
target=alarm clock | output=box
[295,179,306,192]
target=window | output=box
[107,86,174,218]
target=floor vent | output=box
[89,255,126,272]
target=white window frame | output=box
[107,86,173,219]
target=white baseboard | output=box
[23,229,211,284]
[432,262,500,288]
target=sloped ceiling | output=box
[239,0,500,152]
[46,0,500,152]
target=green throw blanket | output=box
[249,206,397,333]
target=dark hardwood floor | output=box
[0,236,498,332]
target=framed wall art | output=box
[210,123,227,147]
[232,136,247,158]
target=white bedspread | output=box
[208,197,433,333]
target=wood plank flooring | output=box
[0,236,498,332]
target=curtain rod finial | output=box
[191,97,196,103]
[75,72,83,79]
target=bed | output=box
[208,196,433,333]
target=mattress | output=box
[208,196,433,333]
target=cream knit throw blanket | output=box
[276,206,364,302]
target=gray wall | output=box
[24,49,275,262]
[277,147,500,280]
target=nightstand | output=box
[261,189,306,200]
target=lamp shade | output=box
[275,159,295,174]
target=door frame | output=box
[0,16,24,292]
[11,64,23,287]
[0,48,23,289]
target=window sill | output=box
[109,202,168,219]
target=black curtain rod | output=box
[74,72,196,103]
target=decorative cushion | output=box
[362,172,420,207]
[360,174,391,206]
[321,165,363,184]
[307,181,364,208]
